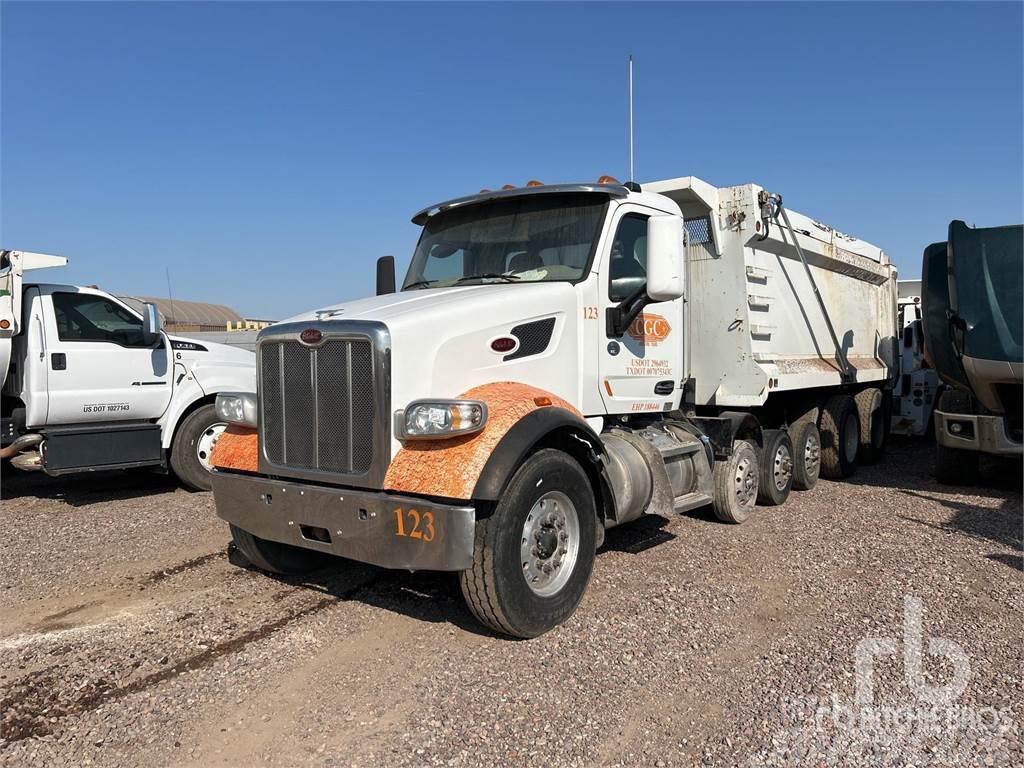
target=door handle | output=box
[51,352,67,370]
[36,316,45,361]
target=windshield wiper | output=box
[403,279,439,290]
[454,273,521,284]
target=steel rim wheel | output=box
[520,491,580,597]
[734,453,757,507]
[772,443,793,492]
[196,423,228,471]
[804,431,821,479]
[842,412,859,463]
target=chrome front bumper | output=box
[934,410,1023,456]
[213,471,476,571]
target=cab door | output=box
[40,288,173,424]
[18,287,49,427]
[598,206,685,415]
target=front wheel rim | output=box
[196,423,228,472]
[521,491,580,597]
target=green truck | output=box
[921,221,1023,484]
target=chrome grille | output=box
[259,336,377,475]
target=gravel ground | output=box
[0,439,1021,767]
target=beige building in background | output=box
[119,295,273,333]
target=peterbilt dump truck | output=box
[922,221,1023,484]
[210,177,898,637]
[0,249,255,490]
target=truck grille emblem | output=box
[300,328,322,345]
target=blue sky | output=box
[2,1,1021,320]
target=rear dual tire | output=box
[855,388,889,465]
[757,429,794,506]
[818,395,860,479]
[790,420,821,491]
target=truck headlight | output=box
[216,392,257,428]
[399,400,488,440]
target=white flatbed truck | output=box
[210,176,898,637]
[0,250,256,490]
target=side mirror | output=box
[376,255,396,295]
[605,214,686,338]
[646,215,684,301]
[141,301,162,345]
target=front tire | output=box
[459,449,597,638]
[711,439,759,523]
[757,429,794,506]
[934,441,980,485]
[934,389,980,485]
[170,404,227,491]
[230,524,332,575]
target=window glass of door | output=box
[53,293,148,346]
[608,213,649,302]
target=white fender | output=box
[159,356,256,449]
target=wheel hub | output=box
[520,491,580,597]
[535,526,559,559]
[196,423,228,472]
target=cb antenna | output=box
[628,54,635,183]
[165,266,177,331]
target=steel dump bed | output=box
[646,178,898,407]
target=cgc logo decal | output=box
[626,313,672,346]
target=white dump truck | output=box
[0,250,256,490]
[210,176,898,637]
[890,281,939,437]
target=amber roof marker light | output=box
[600,174,641,193]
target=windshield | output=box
[403,193,607,289]
[950,221,1023,363]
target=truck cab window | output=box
[404,193,606,289]
[421,245,465,282]
[608,213,648,302]
[52,293,147,346]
